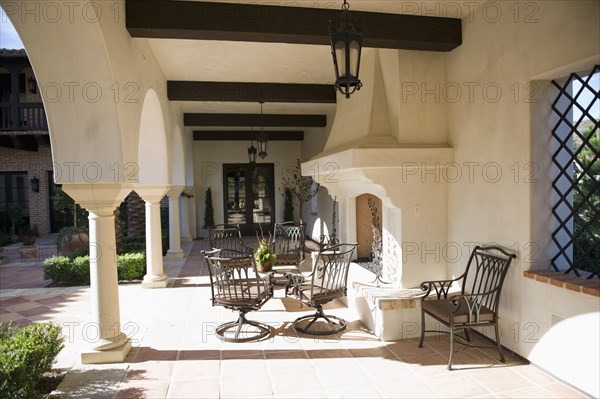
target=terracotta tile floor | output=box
[0,240,592,398]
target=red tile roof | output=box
[0,48,27,57]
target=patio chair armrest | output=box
[285,272,306,297]
[447,290,502,322]
[420,276,464,299]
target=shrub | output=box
[72,256,91,285]
[123,235,145,254]
[43,256,89,286]
[43,256,75,284]
[0,231,12,247]
[68,246,89,260]
[117,252,146,281]
[0,322,64,399]
[44,253,146,285]
[204,187,214,228]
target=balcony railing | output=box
[0,102,48,131]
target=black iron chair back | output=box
[203,250,272,342]
[272,222,303,266]
[418,245,516,369]
[288,243,357,335]
[208,224,252,257]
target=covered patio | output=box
[0,240,588,398]
[1,0,599,397]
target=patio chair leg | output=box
[418,308,425,348]
[448,326,455,370]
[463,327,471,343]
[494,323,505,362]
[305,315,320,330]
[233,313,246,340]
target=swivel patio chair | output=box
[287,243,357,335]
[272,221,303,267]
[418,245,516,370]
[202,250,273,342]
[208,224,252,257]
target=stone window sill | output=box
[524,270,600,297]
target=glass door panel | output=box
[223,164,274,235]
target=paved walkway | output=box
[0,240,591,398]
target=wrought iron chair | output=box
[287,243,358,335]
[208,224,252,257]
[418,245,516,370]
[202,250,273,342]
[272,222,303,267]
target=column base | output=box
[81,338,132,364]
[142,279,169,288]
[181,235,193,243]
[166,249,185,259]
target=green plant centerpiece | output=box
[254,238,276,273]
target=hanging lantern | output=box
[257,130,268,159]
[248,143,257,164]
[257,102,268,159]
[330,0,363,99]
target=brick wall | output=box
[0,141,54,235]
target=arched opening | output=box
[138,89,169,185]
[355,193,383,260]
[171,124,185,186]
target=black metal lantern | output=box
[248,143,257,164]
[330,0,363,99]
[30,176,39,193]
[257,130,268,159]
[257,102,268,159]
[28,76,37,94]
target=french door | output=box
[223,164,275,235]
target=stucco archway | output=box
[138,89,169,185]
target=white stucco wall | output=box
[446,1,600,396]
[193,140,302,235]
[5,0,186,185]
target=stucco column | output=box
[62,184,132,364]
[136,186,169,288]
[166,186,184,258]
[180,190,193,242]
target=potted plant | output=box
[254,238,276,273]
[202,187,215,240]
[20,224,39,259]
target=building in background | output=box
[0,49,63,235]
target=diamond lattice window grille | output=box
[550,66,600,279]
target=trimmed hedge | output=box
[44,252,146,286]
[117,253,146,281]
[0,322,64,399]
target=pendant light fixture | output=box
[257,102,268,159]
[330,0,363,99]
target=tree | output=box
[126,191,145,236]
[280,159,319,225]
[52,186,88,228]
[204,187,215,228]
[283,187,294,222]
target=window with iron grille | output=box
[550,66,599,279]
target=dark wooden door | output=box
[223,164,275,236]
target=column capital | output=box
[183,186,195,196]
[166,185,185,198]
[62,183,132,214]
[135,185,169,204]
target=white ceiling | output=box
[145,0,478,117]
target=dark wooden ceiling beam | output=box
[126,0,462,51]
[168,81,336,103]
[194,130,304,141]
[184,113,326,127]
